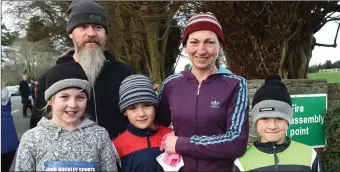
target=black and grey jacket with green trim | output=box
[234,137,322,172]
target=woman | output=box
[1,85,20,171]
[157,12,249,171]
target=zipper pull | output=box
[146,131,151,148]
[197,84,201,95]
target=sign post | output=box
[287,94,327,148]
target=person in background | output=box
[113,74,172,172]
[19,74,33,117]
[15,62,117,171]
[34,80,39,100]
[158,12,249,171]
[1,85,20,171]
[234,74,322,172]
[29,79,36,104]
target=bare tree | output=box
[199,2,340,79]
[4,38,59,80]
[3,1,71,52]
[102,1,182,81]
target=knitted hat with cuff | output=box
[181,12,225,46]
[44,62,91,101]
[67,0,108,34]
[251,74,293,127]
[119,74,158,113]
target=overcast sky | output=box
[310,21,340,66]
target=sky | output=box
[1,2,339,74]
[310,21,340,66]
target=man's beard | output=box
[77,45,106,86]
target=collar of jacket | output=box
[127,123,160,137]
[56,49,116,65]
[253,136,291,154]
[182,65,233,82]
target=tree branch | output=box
[315,23,340,48]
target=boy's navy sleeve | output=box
[311,151,322,172]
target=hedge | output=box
[320,104,340,172]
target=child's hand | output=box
[164,135,178,154]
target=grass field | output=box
[308,72,340,83]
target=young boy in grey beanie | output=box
[113,74,172,172]
[15,62,117,171]
[234,74,322,172]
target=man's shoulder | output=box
[101,60,136,84]
[108,60,135,74]
[103,51,135,73]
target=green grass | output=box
[308,72,340,83]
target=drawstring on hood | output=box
[54,127,62,140]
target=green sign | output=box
[287,94,327,148]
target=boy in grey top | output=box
[15,62,117,171]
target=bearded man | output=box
[30,0,135,139]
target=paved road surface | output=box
[9,96,31,171]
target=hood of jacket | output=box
[37,117,96,139]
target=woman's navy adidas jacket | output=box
[113,123,172,172]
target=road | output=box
[8,96,31,171]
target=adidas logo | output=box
[211,100,220,108]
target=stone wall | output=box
[247,79,329,144]
[328,83,340,108]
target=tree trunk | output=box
[142,13,162,82]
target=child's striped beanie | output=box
[119,74,158,113]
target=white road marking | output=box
[11,109,19,113]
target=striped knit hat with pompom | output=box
[118,74,158,113]
[181,12,225,46]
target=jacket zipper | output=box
[146,131,151,147]
[273,145,279,172]
[92,87,99,124]
[194,84,201,172]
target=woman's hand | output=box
[164,135,179,154]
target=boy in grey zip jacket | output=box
[15,62,117,171]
